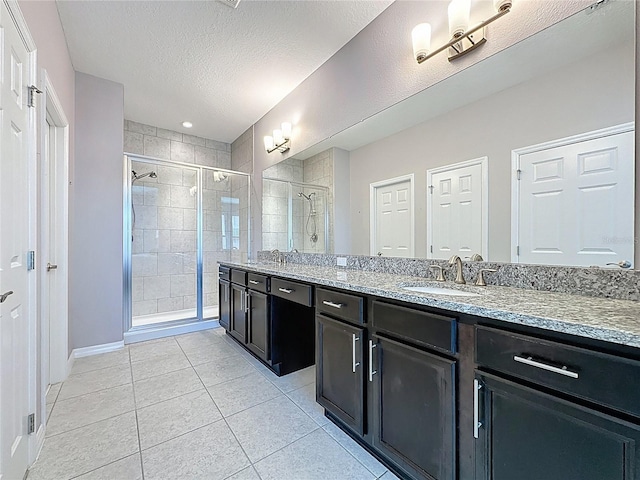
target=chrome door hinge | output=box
[27,413,35,434]
[428,185,434,194]
[516,169,522,181]
[516,246,520,256]
[28,85,42,108]
[27,251,35,271]
[430,245,433,253]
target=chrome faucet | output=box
[448,255,465,284]
[271,249,284,264]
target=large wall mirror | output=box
[262,0,635,268]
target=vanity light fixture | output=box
[412,0,512,64]
[182,121,193,128]
[264,122,292,154]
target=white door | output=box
[0,1,34,478]
[370,175,414,257]
[428,158,487,260]
[515,128,634,267]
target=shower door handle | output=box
[47,263,58,271]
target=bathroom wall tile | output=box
[125,131,144,155]
[202,274,217,294]
[206,138,229,151]
[132,277,144,302]
[183,295,196,309]
[202,231,221,252]
[143,136,170,159]
[157,207,184,230]
[143,275,171,300]
[132,253,157,277]
[194,145,216,167]
[126,120,156,135]
[133,300,157,316]
[170,185,196,209]
[157,165,183,186]
[182,169,197,187]
[134,205,157,229]
[181,133,205,147]
[218,151,231,169]
[156,128,182,142]
[204,293,217,307]
[157,253,183,275]
[203,211,222,231]
[170,141,195,163]
[183,255,197,274]
[143,183,171,207]
[202,191,219,211]
[170,230,196,252]
[183,209,197,230]
[170,274,196,297]
[157,296,184,313]
[143,229,171,253]
[131,231,144,254]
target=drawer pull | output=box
[352,334,360,372]
[249,280,260,285]
[322,300,343,309]
[369,340,377,382]
[473,379,482,439]
[278,288,293,294]
[513,355,579,379]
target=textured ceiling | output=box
[56,0,393,143]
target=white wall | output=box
[248,0,591,253]
[348,42,635,260]
[71,72,124,349]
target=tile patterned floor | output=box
[30,327,400,480]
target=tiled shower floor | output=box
[29,328,399,480]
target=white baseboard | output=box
[72,340,125,359]
[124,319,220,345]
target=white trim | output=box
[510,122,635,263]
[426,157,489,260]
[369,174,415,257]
[72,341,125,359]
[4,0,36,52]
[66,352,75,378]
[124,319,220,345]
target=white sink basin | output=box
[401,285,480,297]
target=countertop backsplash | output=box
[256,251,640,302]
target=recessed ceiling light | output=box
[182,121,193,128]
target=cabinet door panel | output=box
[373,335,456,480]
[247,290,270,361]
[476,373,640,480]
[219,279,230,330]
[316,314,364,435]
[230,284,247,343]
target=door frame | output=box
[510,122,635,263]
[426,157,489,260]
[38,70,69,384]
[369,174,415,257]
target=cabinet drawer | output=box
[247,273,270,294]
[231,269,247,286]
[271,277,313,306]
[218,265,230,282]
[476,325,640,418]
[371,300,456,354]
[316,288,364,325]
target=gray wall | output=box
[333,148,350,254]
[71,72,124,349]
[348,42,635,260]
[247,0,590,254]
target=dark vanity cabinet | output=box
[218,266,231,331]
[315,288,366,434]
[229,269,248,343]
[474,325,640,480]
[246,273,271,362]
[370,301,457,480]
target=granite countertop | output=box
[221,261,640,349]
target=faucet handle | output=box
[475,268,498,286]
[429,265,445,282]
[465,253,484,262]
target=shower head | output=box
[298,192,314,201]
[132,170,157,182]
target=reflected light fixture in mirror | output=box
[264,121,292,153]
[412,0,512,64]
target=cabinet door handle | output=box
[278,287,293,294]
[513,355,579,379]
[322,300,343,309]
[368,340,377,382]
[473,379,482,439]
[352,334,360,372]
[245,292,250,313]
[249,280,260,285]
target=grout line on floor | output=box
[66,452,140,480]
[129,350,146,480]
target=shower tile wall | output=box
[231,127,254,259]
[126,120,233,319]
[303,150,334,253]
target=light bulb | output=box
[448,0,470,37]
[264,135,274,152]
[182,121,193,128]
[273,129,284,145]
[411,23,431,62]
[494,0,512,12]
[281,122,292,140]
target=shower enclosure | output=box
[124,155,250,329]
[262,177,329,253]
